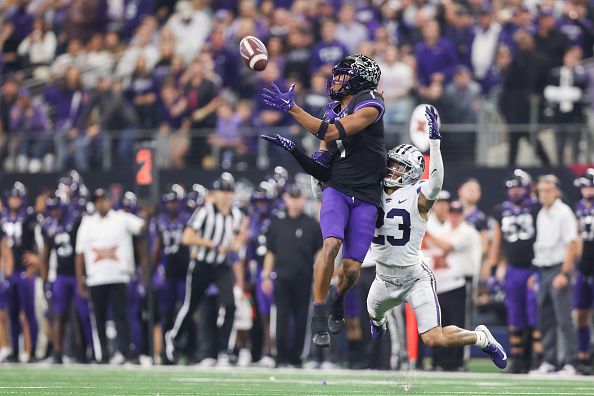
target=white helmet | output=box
[384,144,425,187]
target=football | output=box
[240,36,268,71]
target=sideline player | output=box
[573,169,594,370]
[487,169,541,373]
[262,54,386,347]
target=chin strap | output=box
[420,140,443,201]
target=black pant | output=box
[274,276,312,365]
[169,261,235,353]
[433,286,466,371]
[89,283,131,362]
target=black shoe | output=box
[311,315,330,347]
[327,288,345,335]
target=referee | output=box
[165,173,244,364]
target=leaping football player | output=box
[262,54,386,347]
[263,105,508,369]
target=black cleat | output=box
[311,314,330,347]
[312,331,331,348]
[327,287,345,335]
[328,314,345,335]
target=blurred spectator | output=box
[254,63,289,131]
[335,4,369,54]
[266,35,286,76]
[443,5,473,63]
[210,100,247,170]
[76,76,139,169]
[167,0,212,65]
[122,0,156,40]
[104,31,126,64]
[10,88,52,173]
[355,1,381,36]
[79,33,115,89]
[468,6,510,84]
[503,5,535,44]
[50,39,83,78]
[544,47,588,165]
[208,28,240,91]
[558,0,594,59]
[4,0,34,43]
[534,8,571,70]
[373,27,392,59]
[268,8,291,39]
[377,45,414,126]
[0,22,20,74]
[182,60,220,167]
[303,72,329,118]
[43,66,89,170]
[157,82,189,169]
[61,0,106,45]
[481,44,512,98]
[442,65,481,124]
[500,30,550,166]
[115,25,159,79]
[125,56,159,130]
[415,19,459,95]
[283,28,313,88]
[0,78,21,166]
[228,0,268,41]
[17,18,57,67]
[309,19,349,76]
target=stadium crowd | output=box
[0,0,594,172]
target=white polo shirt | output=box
[533,198,578,267]
[75,210,144,287]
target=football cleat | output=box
[312,315,330,347]
[476,325,507,369]
[327,289,345,335]
[370,319,386,340]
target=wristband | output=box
[335,119,347,140]
[562,271,571,280]
[316,121,328,140]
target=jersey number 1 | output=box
[372,208,411,246]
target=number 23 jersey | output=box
[371,181,428,267]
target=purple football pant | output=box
[256,267,274,315]
[127,279,142,356]
[160,278,186,316]
[9,270,38,353]
[320,187,378,262]
[574,271,594,310]
[344,285,360,319]
[505,266,538,328]
[53,274,93,346]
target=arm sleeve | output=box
[420,140,444,201]
[290,148,332,182]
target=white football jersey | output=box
[371,181,428,268]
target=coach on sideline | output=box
[75,188,146,364]
[529,175,580,374]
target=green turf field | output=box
[1,359,593,395]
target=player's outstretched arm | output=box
[262,82,378,142]
[419,106,444,217]
[261,134,333,182]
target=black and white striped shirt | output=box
[187,203,243,264]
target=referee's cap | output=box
[92,188,111,203]
[213,172,235,192]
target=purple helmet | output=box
[186,183,209,212]
[504,169,532,205]
[117,191,138,214]
[45,190,69,219]
[250,181,275,216]
[326,54,381,100]
[57,170,84,199]
[574,168,594,200]
[162,184,186,215]
[4,181,27,208]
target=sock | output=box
[578,326,590,354]
[313,303,326,317]
[474,330,488,349]
[330,286,343,302]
